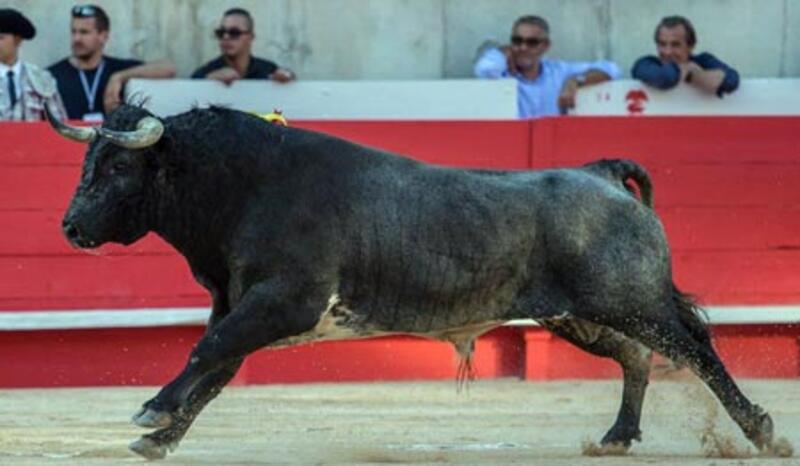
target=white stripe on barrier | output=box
[0,306,798,331]
[0,308,210,330]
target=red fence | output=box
[1,117,799,386]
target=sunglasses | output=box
[72,5,98,18]
[511,35,548,47]
[214,27,250,40]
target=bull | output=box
[46,104,777,460]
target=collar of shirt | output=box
[0,60,24,100]
[0,59,23,76]
[508,59,554,83]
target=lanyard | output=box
[78,59,106,113]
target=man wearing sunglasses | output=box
[632,16,739,97]
[48,4,176,121]
[474,15,619,118]
[191,8,294,85]
[0,8,67,121]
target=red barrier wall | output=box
[1,117,798,386]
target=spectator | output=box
[0,9,67,121]
[474,15,620,118]
[632,16,739,97]
[191,8,295,84]
[48,4,176,120]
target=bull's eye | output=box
[107,163,128,176]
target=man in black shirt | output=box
[48,4,176,120]
[191,8,295,85]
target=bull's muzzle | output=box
[44,104,165,149]
[62,217,95,248]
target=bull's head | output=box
[46,105,165,248]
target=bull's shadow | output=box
[46,104,778,460]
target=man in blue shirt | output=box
[474,15,620,118]
[632,16,739,97]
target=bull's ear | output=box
[44,103,98,143]
[98,117,164,149]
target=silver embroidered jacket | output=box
[0,62,67,121]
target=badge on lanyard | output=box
[78,59,106,119]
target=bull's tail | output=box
[672,284,711,347]
[583,159,654,208]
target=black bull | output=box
[47,105,776,460]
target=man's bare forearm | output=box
[687,68,725,94]
[116,60,177,81]
[583,69,612,86]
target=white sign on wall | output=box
[127,78,800,119]
[572,79,800,116]
[127,79,518,120]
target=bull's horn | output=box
[99,117,165,149]
[44,103,97,143]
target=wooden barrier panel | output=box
[573,79,800,116]
[530,116,800,305]
[1,117,798,385]
[0,121,531,311]
[2,117,798,309]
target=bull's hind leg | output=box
[539,317,652,450]
[628,311,774,451]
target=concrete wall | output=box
[8,0,799,79]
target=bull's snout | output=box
[62,217,95,248]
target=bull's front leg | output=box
[130,279,238,457]
[129,357,244,459]
[128,280,323,460]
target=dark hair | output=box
[512,15,550,36]
[224,7,254,31]
[655,15,696,47]
[71,4,110,32]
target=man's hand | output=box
[103,72,125,113]
[678,61,701,82]
[558,78,580,112]
[501,46,518,76]
[269,68,295,83]
[678,61,724,94]
[206,67,241,85]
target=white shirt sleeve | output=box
[474,48,509,79]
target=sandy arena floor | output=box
[0,378,797,465]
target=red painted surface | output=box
[0,327,208,388]
[244,326,524,384]
[0,326,523,388]
[295,120,532,169]
[523,328,621,380]
[711,325,800,378]
[1,117,798,386]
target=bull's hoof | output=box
[582,440,631,456]
[132,407,173,428]
[748,411,774,451]
[129,437,169,460]
[600,423,641,449]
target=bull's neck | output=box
[151,171,239,269]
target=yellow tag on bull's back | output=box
[256,109,288,126]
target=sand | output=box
[0,378,797,465]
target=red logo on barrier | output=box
[625,89,649,115]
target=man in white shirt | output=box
[474,15,619,118]
[0,8,66,121]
